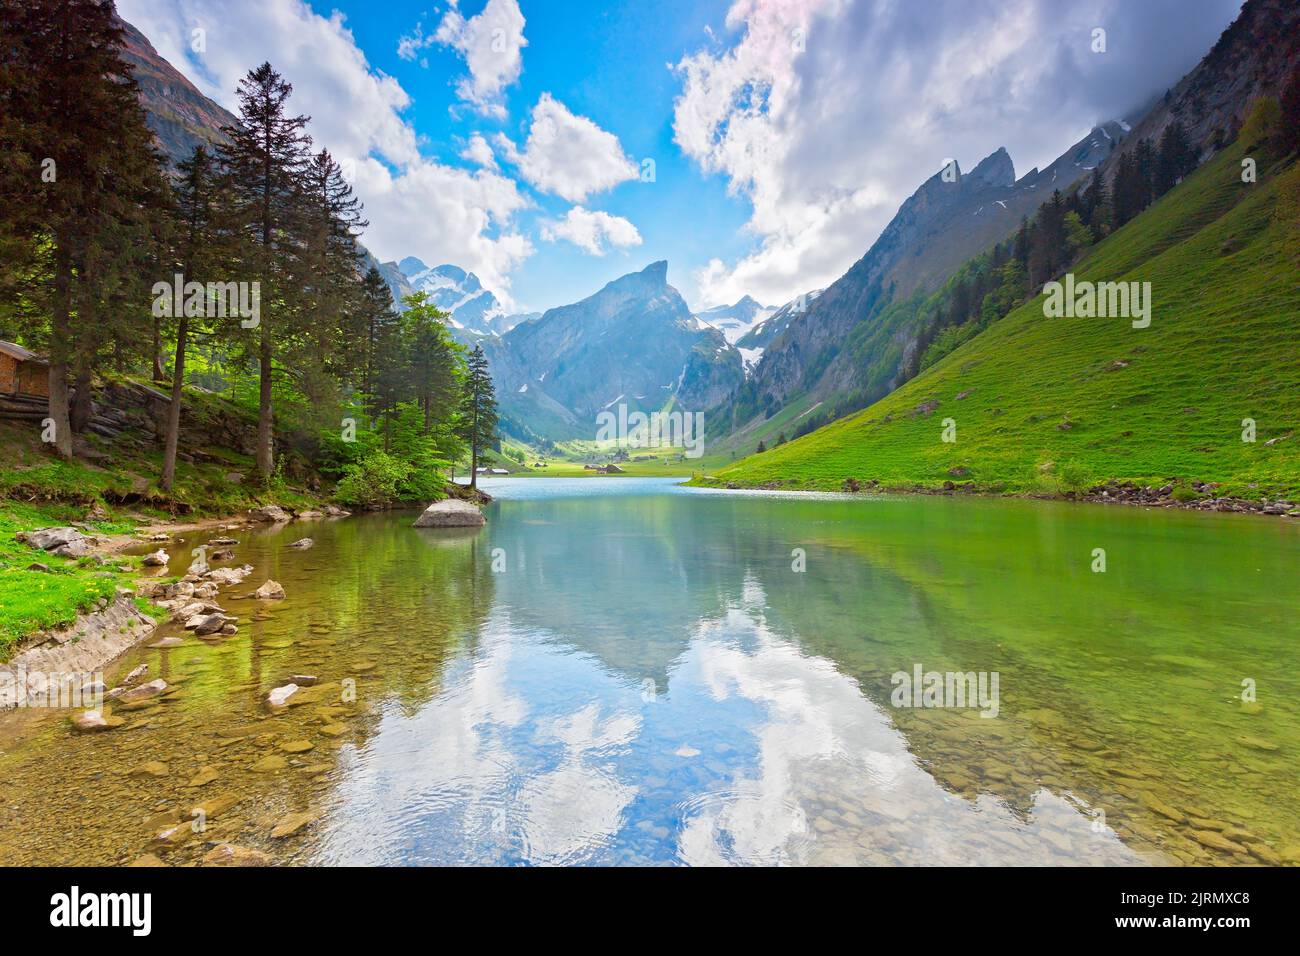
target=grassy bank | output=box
[0,500,163,658]
[0,387,329,658]
[694,142,1300,500]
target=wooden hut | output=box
[0,341,49,399]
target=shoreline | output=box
[686,476,1300,520]
[0,503,350,716]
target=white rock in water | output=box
[287,538,313,549]
[412,499,485,528]
[142,550,169,566]
[267,683,299,707]
[118,679,168,703]
[207,566,251,586]
[254,580,285,600]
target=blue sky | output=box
[331,0,751,312]
[119,0,1244,314]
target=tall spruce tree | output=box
[401,292,463,437]
[457,344,498,490]
[299,147,365,413]
[160,145,221,491]
[217,62,312,481]
[0,0,167,457]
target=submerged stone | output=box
[203,843,272,867]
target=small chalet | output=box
[0,341,49,399]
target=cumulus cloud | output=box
[461,132,498,169]
[541,207,643,256]
[673,0,1244,306]
[117,0,532,301]
[496,93,639,202]
[433,0,528,119]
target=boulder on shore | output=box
[249,505,290,523]
[412,499,486,528]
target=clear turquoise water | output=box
[1,477,1296,866]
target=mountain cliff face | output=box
[476,261,747,441]
[117,17,236,165]
[1099,0,1300,179]
[729,123,1126,425]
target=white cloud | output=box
[461,132,498,169]
[116,0,533,302]
[672,0,1243,306]
[541,207,643,256]
[496,93,639,203]
[433,0,528,119]
[396,21,433,67]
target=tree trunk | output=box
[468,400,479,491]
[160,315,189,491]
[256,325,274,480]
[152,314,165,382]
[69,362,93,434]
[47,247,74,458]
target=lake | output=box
[1,477,1297,865]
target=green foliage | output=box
[334,451,412,509]
[700,141,1300,499]
[333,447,448,509]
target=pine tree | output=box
[354,266,397,412]
[1084,167,1109,239]
[1154,121,1194,196]
[1028,190,1067,286]
[299,148,365,412]
[401,292,463,437]
[1112,152,1141,227]
[161,145,220,491]
[217,62,313,480]
[457,344,498,490]
[1012,217,1030,278]
[0,0,168,457]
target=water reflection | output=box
[0,477,1296,866]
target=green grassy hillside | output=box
[695,141,1300,499]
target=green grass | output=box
[0,503,145,657]
[696,141,1300,499]
[0,380,326,655]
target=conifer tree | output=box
[0,0,167,457]
[161,145,221,491]
[217,62,313,480]
[457,344,498,490]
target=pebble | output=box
[187,766,219,788]
[1192,830,1245,853]
[202,844,272,867]
[270,811,318,839]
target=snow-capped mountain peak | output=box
[693,294,775,344]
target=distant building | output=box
[0,341,49,399]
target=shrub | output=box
[334,452,412,509]
[1057,460,1094,493]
